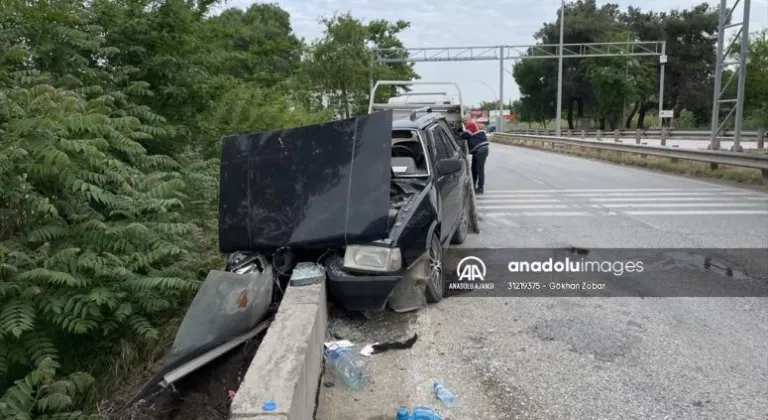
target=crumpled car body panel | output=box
[218,110,394,252]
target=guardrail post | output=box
[613,129,620,142]
[660,127,667,146]
[535,128,539,135]
[581,130,586,139]
[635,129,641,144]
[596,130,602,141]
[758,129,765,149]
[567,129,572,137]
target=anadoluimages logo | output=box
[452,256,494,290]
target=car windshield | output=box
[391,129,429,177]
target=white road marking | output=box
[476,198,562,203]
[592,203,767,208]
[480,215,521,227]
[624,210,768,215]
[478,204,570,210]
[482,188,728,193]
[480,211,595,217]
[588,197,768,202]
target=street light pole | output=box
[479,82,498,103]
[479,82,499,126]
[555,0,565,137]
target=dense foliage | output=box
[511,0,768,131]
[0,1,416,418]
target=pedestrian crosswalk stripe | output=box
[588,197,768,202]
[479,191,760,198]
[624,210,768,216]
[472,188,768,223]
[478,204,569,210]
[479,214,521,227]
[481,211,594,217]
[477,198,562,203]
[481,188,728,193]
[591,203,765,208]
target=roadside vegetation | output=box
[0,1,416,419]
[474,1,767,132]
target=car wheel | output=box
[424,232,445,303]
[451,191,470,244]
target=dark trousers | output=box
[471,147,488,189]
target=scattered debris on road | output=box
[324,341,371,390]
[432,381,457,408]
[369,333,419,355]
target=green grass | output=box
[492,136,768,187]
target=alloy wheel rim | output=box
[428,238,443,295]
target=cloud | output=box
[221,0,767,107]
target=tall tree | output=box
[657,3,721,123]
[744,30,768,129]
[303,13,419,118]
[512,58,557,127]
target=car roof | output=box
[392,113,443,131]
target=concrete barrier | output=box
[230,280,328,419]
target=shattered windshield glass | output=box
[391,129,429,176]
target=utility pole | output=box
[623,32,630,128]
[498,46,505,132]
[555,0,565,137]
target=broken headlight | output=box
[343,245,402,273]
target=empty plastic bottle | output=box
[395,406,410,420]
[432,381,456,408]
[394,405,442,420]
[411,405,442,420]
[325,344,369,390]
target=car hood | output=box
[218,110,394,252]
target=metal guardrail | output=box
[506,128,765,141]
[491,133,768,176]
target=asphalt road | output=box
[543,136,760,150]
[316,142,768,420]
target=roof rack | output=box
[409,107,433,121]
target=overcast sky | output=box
[221,0,768,107]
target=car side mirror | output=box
[437,158,462,176]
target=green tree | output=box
[528,0,624,129]
[0,1,340,418]
[303,13,418,118]
[744,30,768,130]
[584,31,656,130]
[0,1,213,418]
[512,58,556,128]
[658,4,721,123]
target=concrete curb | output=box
[230,280,328,419]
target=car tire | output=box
[451,190,470,244]
[424,232,445,303]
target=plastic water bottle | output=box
[394,405,442,420]
[432,381,456,408]
[395,406,411,420]
[412,405,442,419]
[325,344,369,390]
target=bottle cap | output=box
[262,400,276,411]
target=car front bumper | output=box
[325,255,402,311]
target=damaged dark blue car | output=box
[217,109,480,313]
